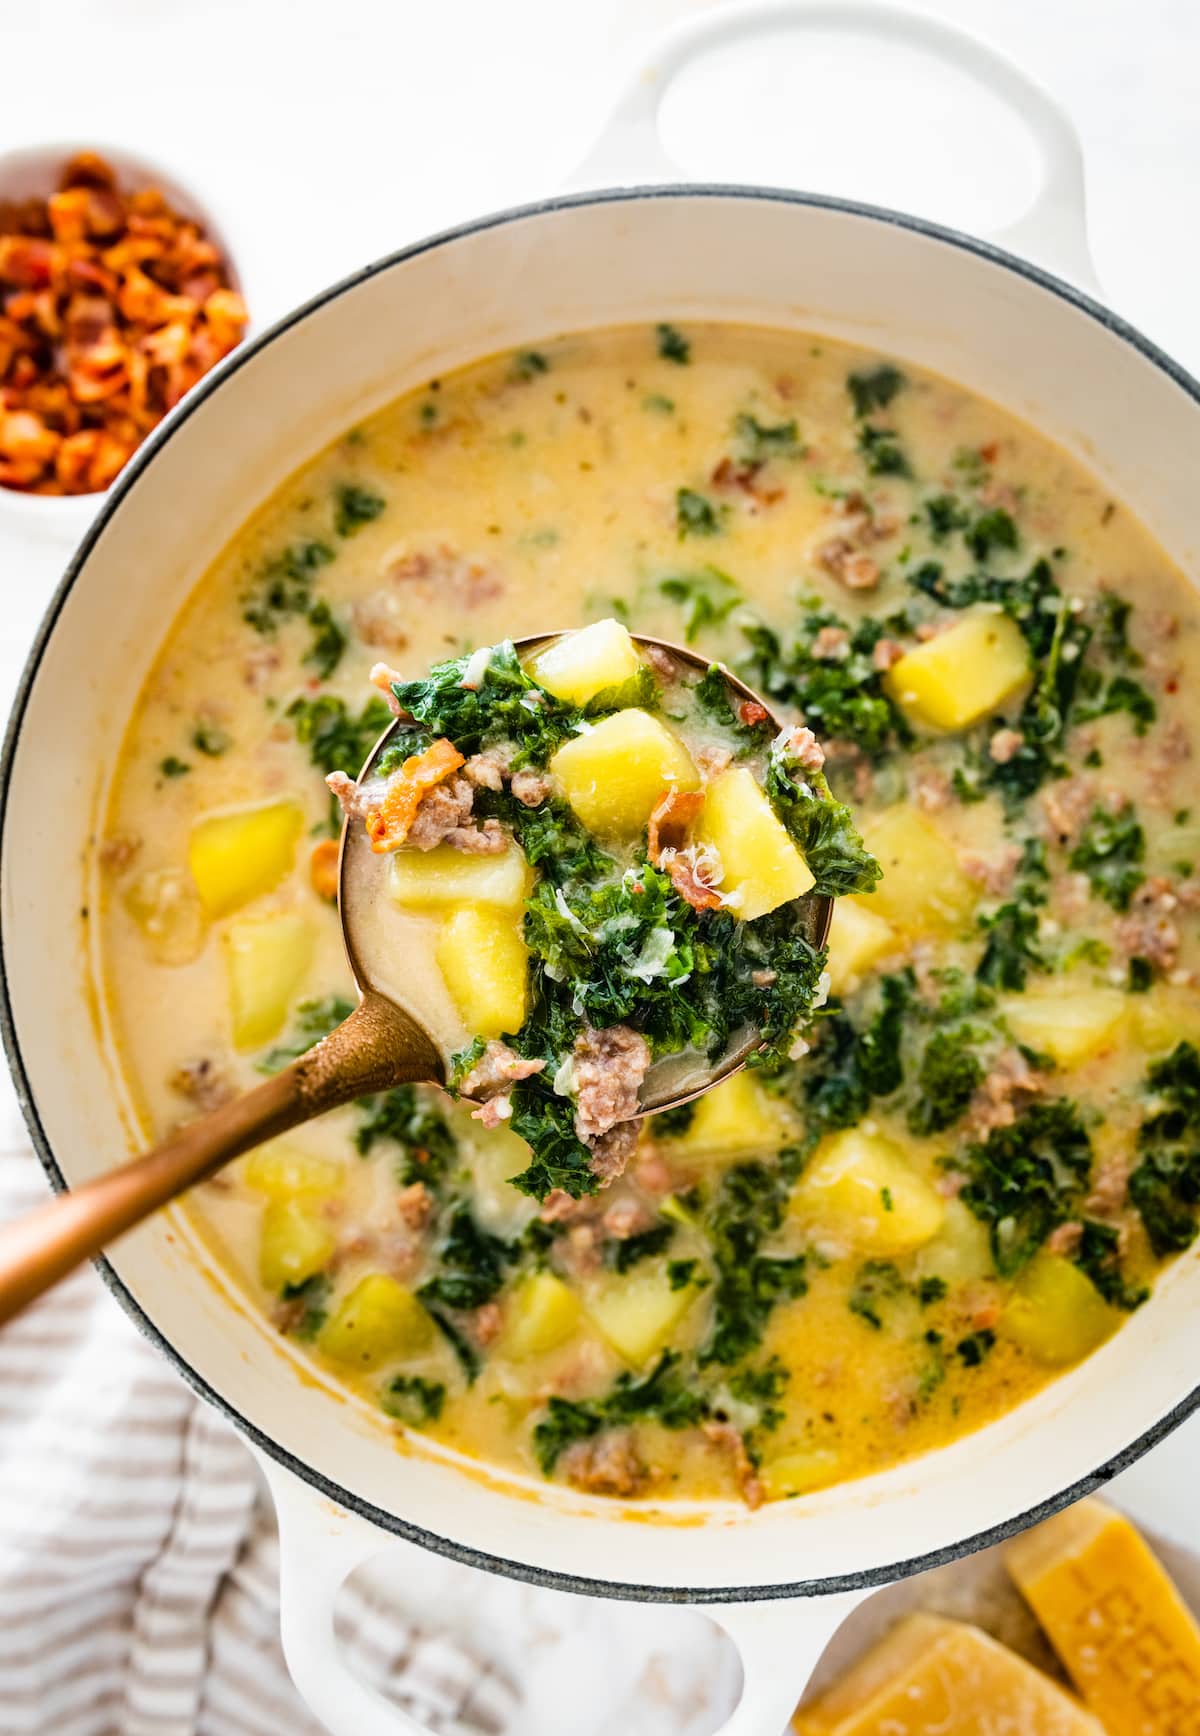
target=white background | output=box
[2,2,1199,1729]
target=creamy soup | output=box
[99,324,1200,1507]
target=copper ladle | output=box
[0,634,831,1325]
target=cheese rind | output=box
[1005,1497,1200,1735]
[794,1613,1103,1734]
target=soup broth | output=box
[99,323,1200,1507]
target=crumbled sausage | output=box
[813,625,851,661]
[1041,777,1095,847]
[602,1198,655,1240]
[777,723,825,773]
[959,843,1022,897]
[471,1301,502,1347]
[1084,1152,1133,1218]
[99,832,141,872]
[1114,877,1181,973]
[702,1422,764,1510]
[587,1119,641,1186]
[816,538,879,590]
[561,1429,647,1497]
[710,455,783,509]
[540,1187,599,1225]
[871,637,905,673]
[169,1057,233,1112]
[989,727,1024,764]
[912,765,952,814]
[1045,1221,1084,1258]
[326,770,374,822]
[471,1095,512,1129]
[695,743,734,782]
[396,1182,434,1231]
[353,590,411,650]
[385,542,502,608]
[510,768,554,807]
[367,661,414,718]
[460,1040,546,1100]
[967,1047,1044,1135]
[405,776,507,854]
[463,748,510,791]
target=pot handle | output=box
[262,1450,870,1736]
[567,0,1099,292]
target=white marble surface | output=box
[3,1,1200,1730]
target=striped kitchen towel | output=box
[0,1135,517,1736]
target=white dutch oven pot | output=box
[3,7,1199,1732]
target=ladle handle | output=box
[0,994,434,1327]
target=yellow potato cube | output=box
[884,611,1030,731]
[1003,988,1126,1067]
[679,1073,794,1158]
[862,806,977,935]
[917,1199,994,1284]
[585,1269,696,1365]
[223,913,315,1051]
[189,800,305,918]
[389,839,532,914]
[532,618,643,706]
[791,1128,945,1254]
[694,767,815,920]
[436,905,528,1038]
[258,1198,336,1293]
[825,896,898,995]
[243,1145,344,1200]
[550,708,698,840]
[1134,987,1200,1053]
[758,1448,840,1500]
[501,1272,582,1359]
[319,1274,435,1369]
[1001,1254,1119,1366]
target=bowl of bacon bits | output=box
[0,146,247,500]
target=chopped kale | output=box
[955,1328,996,1367]
[1095,591,1140,664]
[355,1085,459,1189]
[908,1024,987,1135]
[847,363,906,418]
[382,1374,446,1426]
[739,610,911,762]
[676,487,723,538]
[242,539,335,634]
[727,1356,789,1439]
[764,741,881,898]
[924,494,969,542]
[386,639,582,770]
[1069,804,1145,911]
[303,599,346,678]
[192,722,231,757]
[734,413,800,462]
[857,422,911,478]
[658,567,741,641]
[848,1260,905,1330]
[288,692,393,832]
[954,1099,1093,1276]
[417,1206,515,1311]
[1129,1041,1200,1254]
[701,1162,808,1364]
[258,996,355,1072]
[656,323,691,364]
[1129,956,1154,993]
[1072,1219,1148,1311]
[279,1274,330,1341]
[533,1349,708,1474]
[965,507,1018,563]
[783,974,912,1149]
[917,1276,948,1306]
[604,1222,675,1273]
[511,349,549,381]
[692,665,772,747]
[1075,672,1157,737]
[159,756,191,778]
[652,1102,696,1139]
[667,1258,707,1291]
[334,483,385,537]
[977,897,1047,992]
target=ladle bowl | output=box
[0,632,831,1325]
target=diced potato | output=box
[585,1269,696,1365]
[243,1145,344,1200]
[826,896,898,995]
[259,1198,336,1293]
[436,904,528,1037]
[862,806,977,935]
[223,913,315,1050]
[389,839,532,914]
[917,1199,994,1284]
[532,618,643,705]
[123,866,207,966]
[463,1120,540,1236]
[759,1448,841,1500]
[1001,1254,1118,1366]
[883,611,1030,731]
[791,1128,945,1255]
[501,1272,582,1359]
[678,1073,793,1158]
[1003,988,1126,1067]
[189,800,305,918]
[694,767,815,920]
[1134,986,1200,1053]
[319,1273,435,1369]
[550,708,698,840]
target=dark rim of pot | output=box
[3,182,1200,1607]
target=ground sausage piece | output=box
[561,1429,647,1498]
[1085,1151,1133,1217]
[777,723,825,773]
[702,1422,765,1510]
[1045,1220,1084,1258]
[405,777,507,854]
[353,590,411,651]
[871,638,905,673]
[695,743,734,782]
[326,770,375,822]
[510,768,554,807]
[460,1040,546,1100]
[396,1182,434,1231]
[1114,878,1181,973]
[959,843,1022,898]
[816,538,879,591]
[989,727,1025,765]
[573,1025,651,1148]
[913,765,952,814]
[463,748,510,791]
[385,543,503,609]
[602,1199,655,1239]
[472,1302,503,1347]
[169,1057,233,1112]
[587,1120,641,1185]
[471,1095,512,1129]
[967,1047,1044,1136]
[813,625,850,661]
[1041,777,1095,847]
[540,1188,599,1225]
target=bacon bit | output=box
[711,455,783,507]
[364,737,465,852]
[310,838,340,901]
[647,789,705,865]
[738,699,770,727]
[0,152,246,494]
